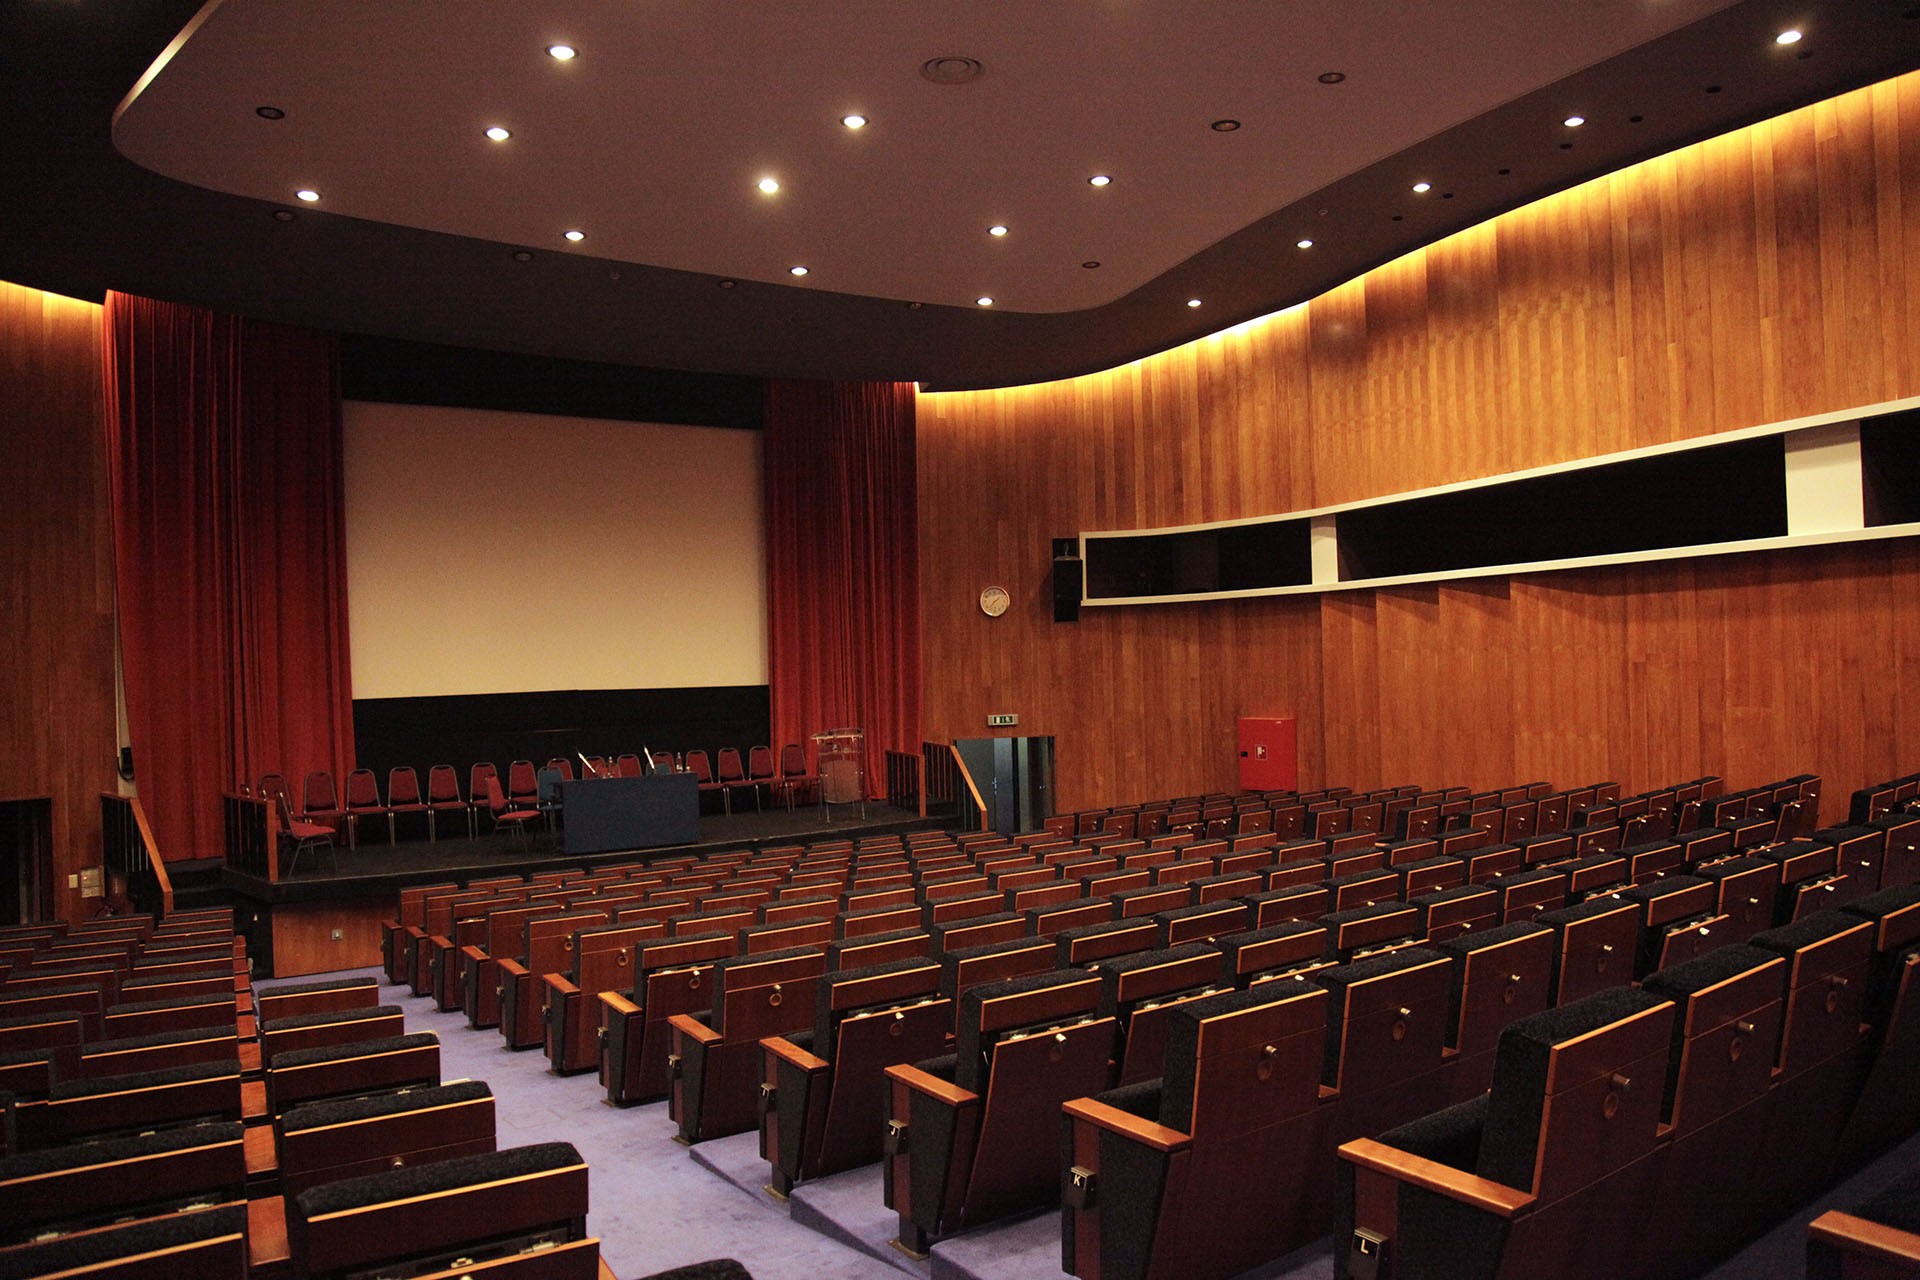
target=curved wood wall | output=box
[0,282,117,922]
[919,72,1920,813]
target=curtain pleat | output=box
[103,292,354,862]
[763,379,920,797]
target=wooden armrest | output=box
[1338,1138,1536,1218]
[1062,1096,1191,1153]
[248,1195,289,1270]
[599,991,639,1017]
[244,1123,278,1176]
[760,1035,829,1073]
[545,975,580,997]
[1809,1210,1920,1264]
[667,1012,722,1047]
[885,1062,977,1107]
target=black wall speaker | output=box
[117,746,134,781]
[1052,556,1083,623]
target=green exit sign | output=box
[986,713,1019,727]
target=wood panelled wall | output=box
[919,72,1920,814]
[0,282,117,922]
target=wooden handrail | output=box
[130,795,174,916]
[100,792,173,916]
[948,743,990,833]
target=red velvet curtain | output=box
[103,292,355,862]
[764,379,920,797]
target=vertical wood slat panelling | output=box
[0,282,115,922]
[920,72,1920,813]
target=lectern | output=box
[811,728,865,816]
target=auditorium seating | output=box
[1809,1161,1920,1279]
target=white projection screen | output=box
[343,401,767,699]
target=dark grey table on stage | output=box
[559,773,700,854]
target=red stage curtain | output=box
[763,379,920,797]
[103,292,355,862]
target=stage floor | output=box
[225,799,950,904]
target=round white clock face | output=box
[979,585,1010,617]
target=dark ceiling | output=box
[6,0,1920,391]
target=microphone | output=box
[578,751,595,778]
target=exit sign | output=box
[986,713,1019,727]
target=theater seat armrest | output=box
[545,975,580,997]
[667,1012,722,1047]
[1338,1138,1535,1218]
[885,1061,977,1106]
[599,992,639,1017]
[1062,1096,1192,1153]
[1809,1210,1920,1263]
[761,1035,828,1073]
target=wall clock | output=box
[979,585,1010,617]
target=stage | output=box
[224,798,951,977]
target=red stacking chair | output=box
[343,768,387,847]
[277,791,335,876]
[616,753,644,777]
[685,749,725,812]
[746,746,777,811]
[715,747,753,814]
[774,743,820,810]
[506,759,539,809]
[386,766,428,842]
[483,774,541,849]
[426,765,467,841]
[468,763,499,834]
[301,770,346,833]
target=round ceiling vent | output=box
[921,56,985,85]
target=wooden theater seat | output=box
[760,957,950,1196]
[1810,1162,1920,1280]
[255,974,378,1024]
[497,908,612,1049]
[0,1201,248,1280]
[287,1141,598,1280]
[885,968,1114,1253]
[543,919,669,1074]
[274,1079,497,1196]
[1060,980,1330,1280]
[666,946,826,1143]
[599,932,738,1105]
[1095,943,1232,1086]
[259,1003,405,1062]
[1433,920,1555,1099]
[265,1032,439,1115]
[14,1058,245,1150]
[0,1119,248,1245]
[1337,986,1676,1280]
[1834,883,1920,1171]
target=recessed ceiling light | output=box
[512,250,534,262]
[1317,71,1346,84]
[988,224,1008,237]
[758,177,781,194]
[271,209,295,222]
[1563,115,1586,128]
[718,279,737,289]
[1411,181,1431,193]
[1775,29,1803,44]
[485,126,512,142]
[1210,119,1241,132]
[907,301,924,310]
[563,230,585,242]
[976,296,994,307]
[842,114,867,129]
[1296,238,1313,249]
[1082,260,1101,269]
[255,106,284,120]
[1186,298,1202,308]
[789,265,808,276]
[547,43,576,60]
[295,188,320,202]
[1088,174,1112,187]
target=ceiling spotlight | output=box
[1317,71,1346,84]
[563,229,585,242]
[907,301,924,310]
[1563,115,1586,128]
[976,296,994,307]
[988,224,1008,237]
[295,188,320,202]
[271,209,295,222]
[718,279,737,289]
[1210,119,1241,132]
[789,265,809,276]
[1186,298,1202,308]
[1775,28,1803,44]
[1088,174,1112,187]
[485,126,512,142]
[758,177,781,194]
[842,113,867,129]
[1412,181,1431,193]
[255,106,284,120]
[1296,238,1313,249]
[512,250,534,262]
[547,43,576,60]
